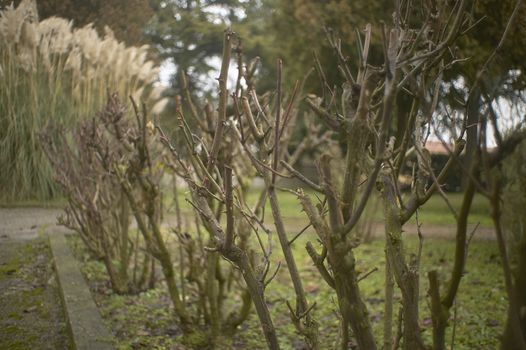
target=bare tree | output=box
[159,30,282,348]
[294,2,477,348]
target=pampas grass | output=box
[0,0,168,200]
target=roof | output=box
[425,140,496,155]
[424,141,452,155]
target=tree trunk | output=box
[329,237,377,350]
[461,89,480,190]
[267,182,319,349]
[384,258,394,350]
[222,246,281,350]
[381,173,425,350]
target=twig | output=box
[393,306,403,350]
[272,59,283,185]
[278,80,300,141]
[224,166,235,250]
[264,261,281,288]
[451,299,458,350]
[288,223,313,246]
[467,0,523,103]
[357,267,378,282]
[280,161,323,192]
[205,29,234,185]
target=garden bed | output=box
[67,231,506,350]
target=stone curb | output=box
[48,231,114,350]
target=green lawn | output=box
[173,188,492,227]
[70,187,501,349]
[19,185,500,348]
[405,192,492,227]
[3,185,492,227]
[76,234,506,350]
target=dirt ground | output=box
[0,208,71,350]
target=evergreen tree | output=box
[147,0,272,95]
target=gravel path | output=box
[0,207,63,240]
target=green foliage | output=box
[268,0,392,91]
[268,0,526,94]
[149,1,238,91]
[147,0,276,94]
[502,141,526,252]
[501,140,526,346]
[453,0,526,87]
[0,0,155,45]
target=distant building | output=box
[425,141,455,155]
[400,140,473,192]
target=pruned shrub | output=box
[41,101,154,295]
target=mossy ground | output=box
[0,238,71,349]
